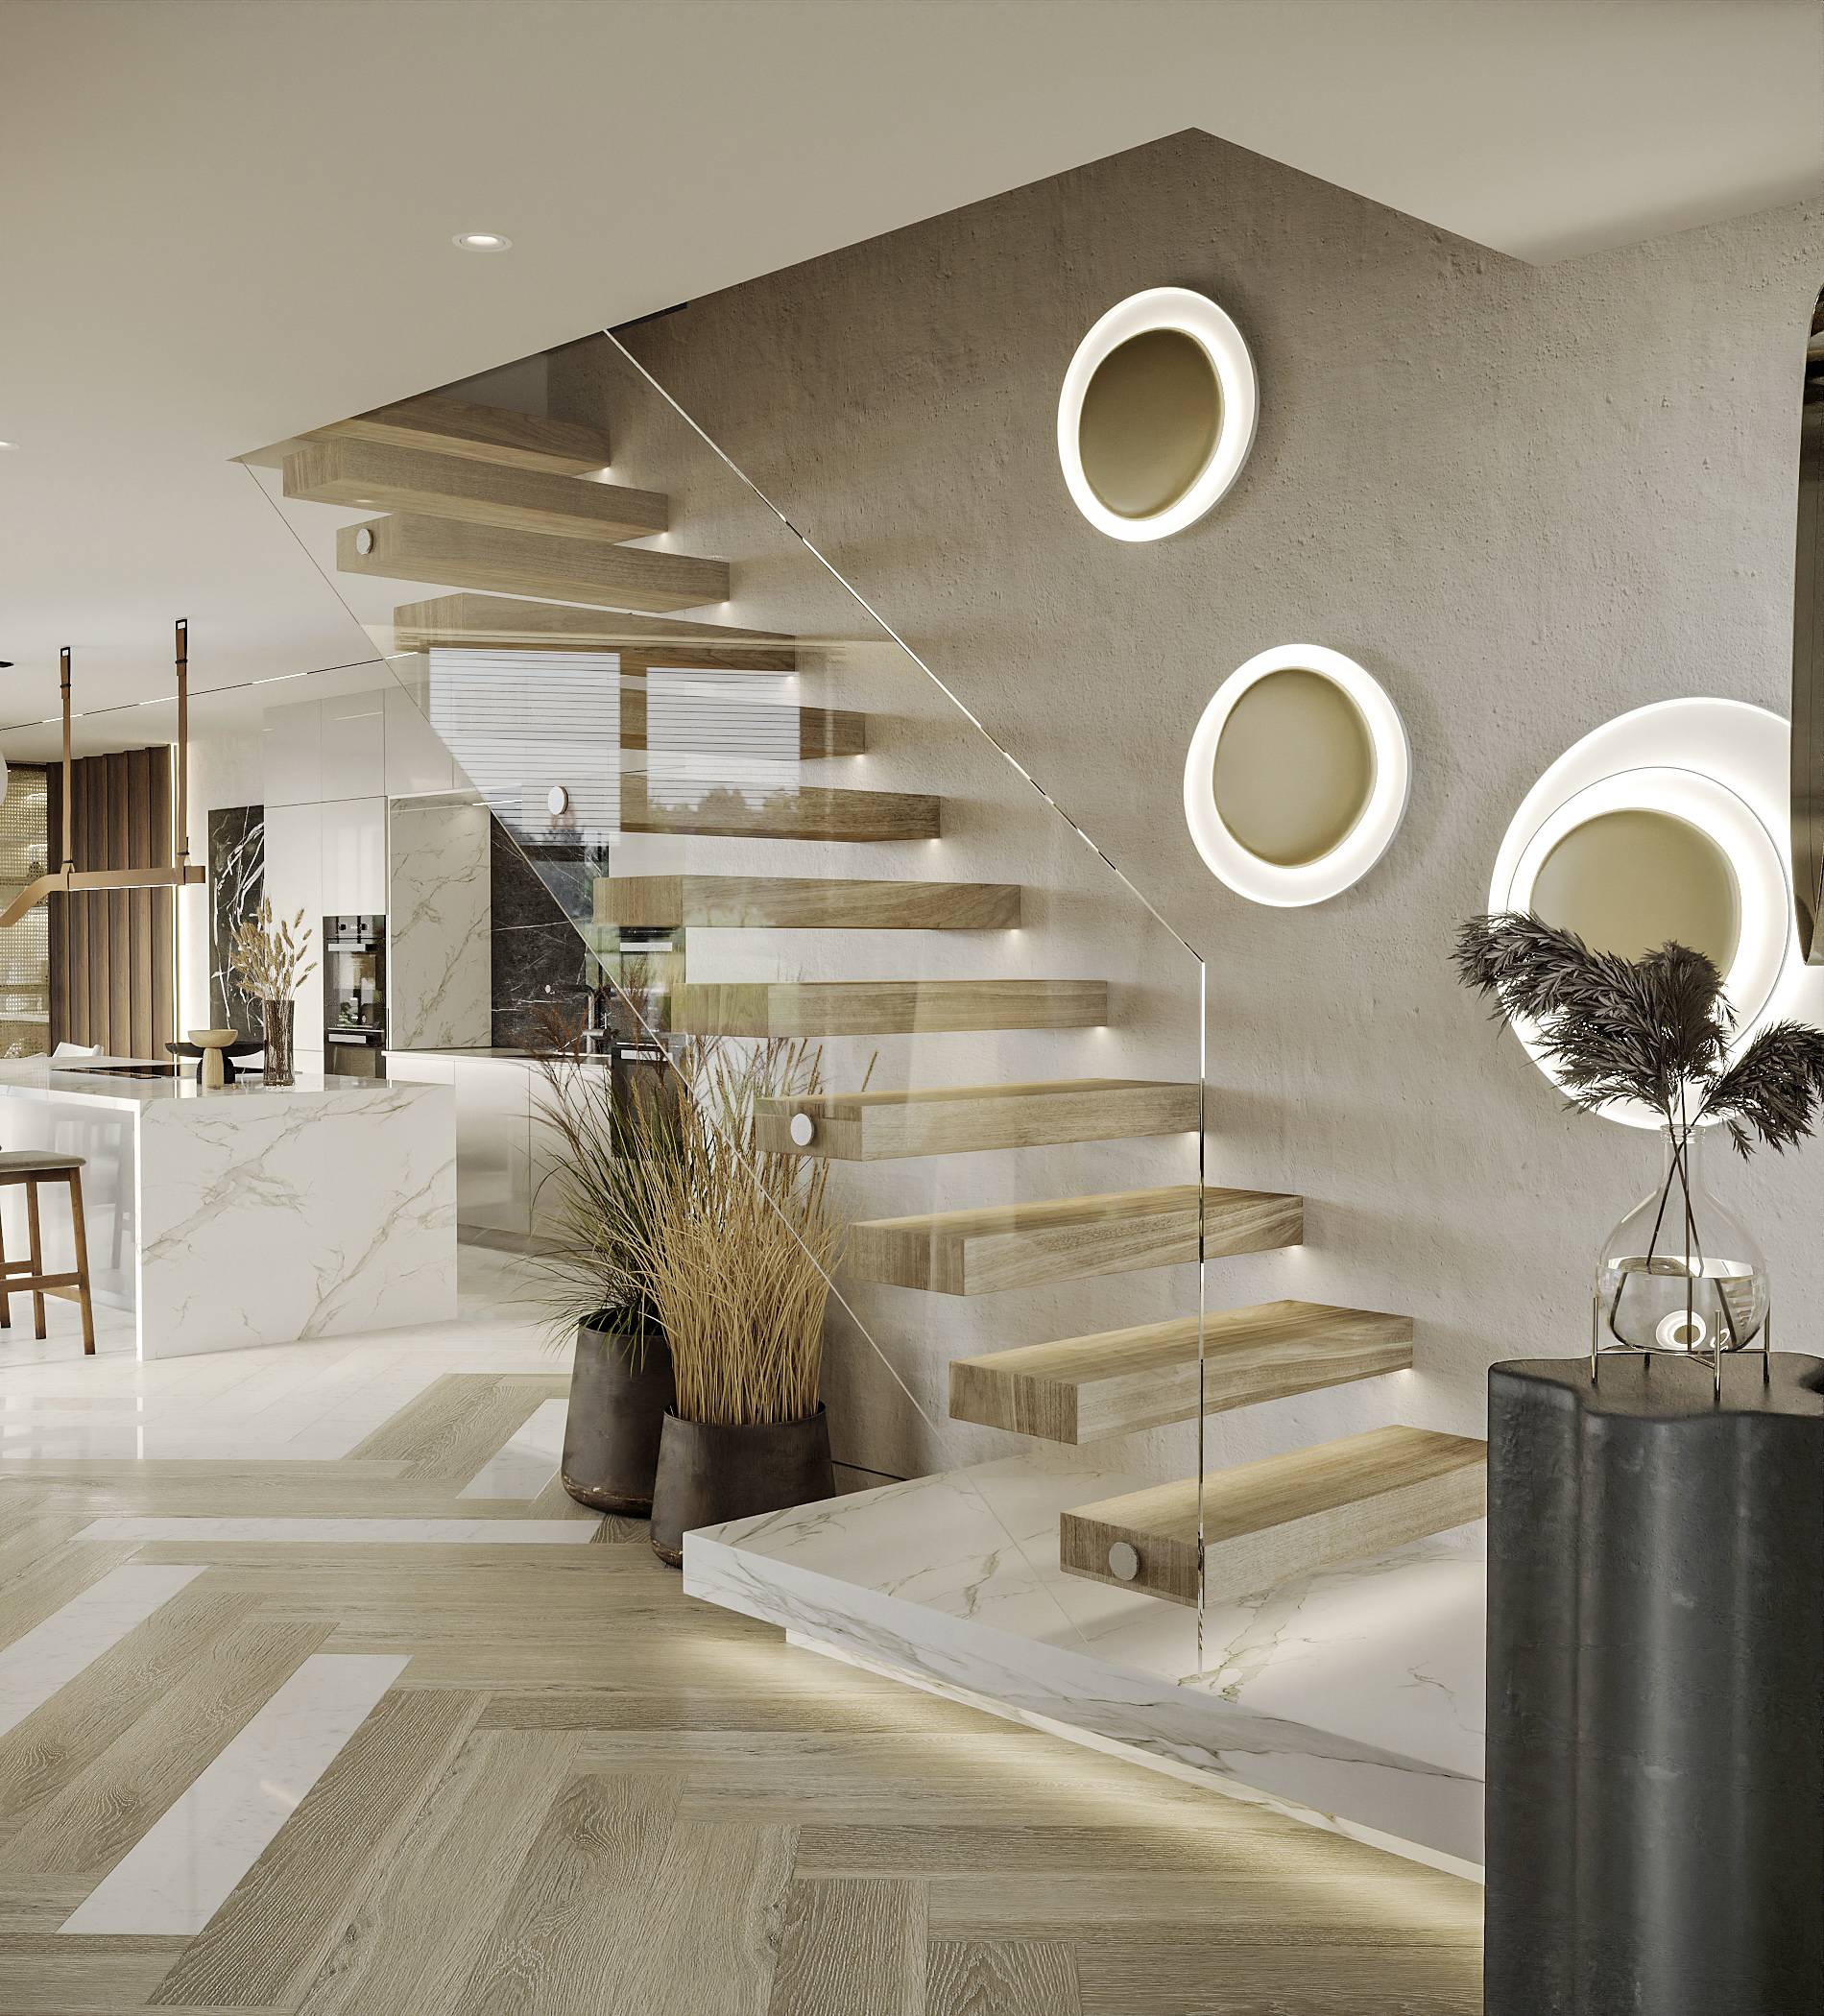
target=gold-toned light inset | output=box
[1078,329,1221,520]
[1530,806,1740,971]
[1212,667,1376,868]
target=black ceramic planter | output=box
[560,1317,675,1516]
[649,1404,834,1568]
[1486,1354,1824,2016]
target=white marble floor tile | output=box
[60,1652,410,1935]
[0,1565,207,1739]
[80,1517,596,1547]
[457,1397,568,1500]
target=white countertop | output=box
[0,1058,424,1113]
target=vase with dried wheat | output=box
[228,900,315,1088]
[526,1011,680,1515]
[625,1035,844,1567]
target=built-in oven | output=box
[323,914,386,1078]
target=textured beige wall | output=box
[554,131,1824,1484]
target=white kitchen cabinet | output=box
[321,797,386,915]
[261,699,322,808]
[321,691,387,800]
[383,683,458,797]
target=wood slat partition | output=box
[47,747,177,1058]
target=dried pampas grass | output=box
[532,1026,846,1427]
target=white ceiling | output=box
[3,0,1819,749]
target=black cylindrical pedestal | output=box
[1486,1355,1824,2016]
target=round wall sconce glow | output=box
[1488,699,1800,1127]
[546,784,569,818]
[1182,644,1409,906]
[1057,287,1257,541]
[451,231,512,252]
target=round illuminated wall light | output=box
[1183,644,1409,906]
[452,231,512,252]
[1057,287,1257,541]
[1489,698,1801,1127]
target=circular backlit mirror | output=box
[1183,645,1408,905]
[1059,287,1257,541]
[1489,705,1800,1126]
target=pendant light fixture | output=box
[0,620,207,927]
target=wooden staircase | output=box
[338,513,729,612]
[392,594,797,669]
[268,386,1481,1645]
[948,1301,1414,1442]
[285,437,668,540]
[1058,1427,1487,1608]
[755,1078,1198,1159]
[597,875,1019,931]
[672,980,1107,1039]
[848,1186,1300,1296]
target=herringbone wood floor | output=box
[0,1355,1484,2014]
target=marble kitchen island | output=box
[0,1060,455,1358]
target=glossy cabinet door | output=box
[321,798,386,915]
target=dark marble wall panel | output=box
[207,805,265,1039]
[489,813,600,1048]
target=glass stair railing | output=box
[230,330,1470,1698]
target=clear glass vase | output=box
[1594,1123,1768,1361]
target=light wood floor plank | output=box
[1,1616,332,1883]
[296,1729,581,2014]
[1073,1937,1484,2014]
[925,1938,1081,2016]
[149,1690,483,2007]
[768,1878,925,2016]
[564,1816,795,2016]
[0,1946,178,2007]
[0,1587,257,1851]
[793,1821,1397,1878]
[925,1871,1482,1945]
[452,1772,684,2015]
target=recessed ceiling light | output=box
[452,232,512,252]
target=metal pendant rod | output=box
[175,618,190,866]
[59,646,72,874]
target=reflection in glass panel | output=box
[0,764,49,1055]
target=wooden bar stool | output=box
[0,1152,95,1354]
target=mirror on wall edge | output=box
[1791,279,1824,959]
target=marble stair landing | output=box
[684,1449,1486,1877]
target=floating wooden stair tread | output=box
[391,594,797,670]
[849,1185,1301,1296]
[247,395,613,475]
[596,875,1018,931]
[339,514,729,613]
[1060,1426,1487,1609]
[672,980,1107,1040]
[284,438,667,541]
[617,778,936,843]
[757,1078,1199,1160]
[948,1300,1413,1443]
